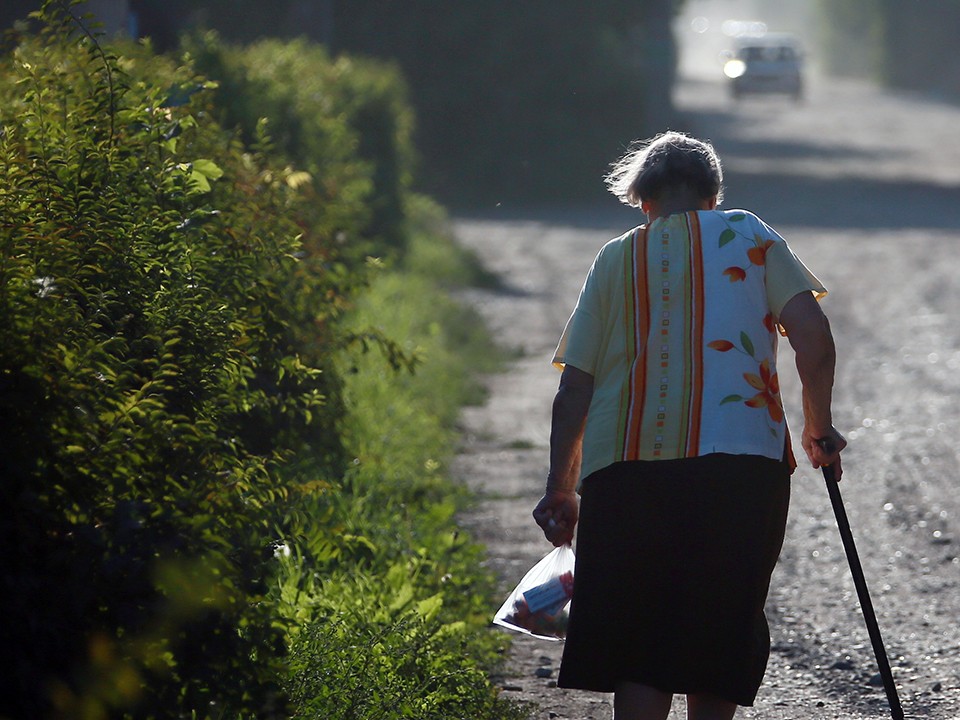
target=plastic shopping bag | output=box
[493,544,575,641]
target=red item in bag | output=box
[493,545,575,641]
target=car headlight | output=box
[723,59,747,79]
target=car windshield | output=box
[740,45,797,63]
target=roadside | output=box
[453,74,960,720]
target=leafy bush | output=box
[0,5,355,717]
[185,32,416,256]
[1,5,527,720]
[285,581,528,720]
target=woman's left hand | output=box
[533,489,579,546]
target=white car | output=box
[724,33,804,101]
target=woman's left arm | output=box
[533,365,594,545]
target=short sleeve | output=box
[765,241,827,320]
[552,261,603,373]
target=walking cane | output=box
[819,440,905,719]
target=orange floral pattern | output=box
[721,231,776,283]
[709,332,783,425]
[747,238,775,266]
[743,359,783,423]
[723,266,746,282]
[711,220,784,428]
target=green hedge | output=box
[0,7,344,716]
[184,32,415,256]
[0,4,526,719]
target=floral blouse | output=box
[553,209,826,484]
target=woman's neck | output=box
[643,191,717,222]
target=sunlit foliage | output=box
[0,3,523,719]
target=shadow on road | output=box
[725,169,960,230]
[459,76,960,234]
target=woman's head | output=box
[605,131,724,208]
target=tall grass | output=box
[275,198,530,720]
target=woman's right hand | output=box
[533,489,579,546]
[801,425,847,480]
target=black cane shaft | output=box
[822,465,905,719]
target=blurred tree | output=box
[127,0,333,49]
[83,0,130,33]
[875,0,960,96]
[2,0,130,37]
[813,0,884,79]
[0,0,42,36]
[814,0,960,98]
[3,1,682,204]
[118,0,681,204]
[331,1,680,204]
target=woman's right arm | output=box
[778,291,847,478]
[533,365,594,546]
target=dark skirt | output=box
[557,454,790,707]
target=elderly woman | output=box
[533,131,846,720]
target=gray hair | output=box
[605,131,724,207]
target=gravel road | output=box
[452,72,960,720]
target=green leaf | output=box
[433,620,467,638]
[389,584,415,612]
[415,593,443,621]
[730,212,746,221]
[719,228,736,247]
[343,533,377,554]
[720,394,745,404]
[740,331,755,357]
[192,159,223,181]
[188,170,211,193]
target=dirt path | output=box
[452,72,960,720]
